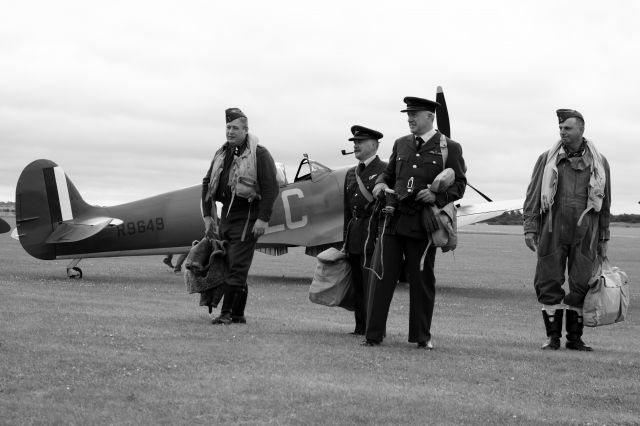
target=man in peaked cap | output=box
[342,125,387,335]
[364,96,467,349]
[524,108,611,351]
[200,107,279,325]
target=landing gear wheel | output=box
[67,267,83,279]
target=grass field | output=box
[1,218,639,425]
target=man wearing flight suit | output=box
[365,96,467,349]
[524,109,610,351]
[343,125,387,335]
[201,107,279,325]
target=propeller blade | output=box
[435,86,450,138]
[467,183,493,202]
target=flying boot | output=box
[565,309,593,351]
[212,285,239,325]
[541,308,563,350]
[231,288,248,324]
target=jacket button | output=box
[412,165,417,169]
[433,161,436,164]
[416,153,420,157]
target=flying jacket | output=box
[524,146,611,242]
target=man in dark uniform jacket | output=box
[343,125,387,335]
[364,96,467,349]
[201,107,279,325]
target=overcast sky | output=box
[1,0,639,214]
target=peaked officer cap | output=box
[348,125,384,142]
[401,96,440,113]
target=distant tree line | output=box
[482,210,524,225]
[482,210,640,225]
[0,201,15,215]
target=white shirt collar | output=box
[416,128,437,143]
[359,155,376,167]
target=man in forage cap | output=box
[200,107,279,325]
[523,108,611,351]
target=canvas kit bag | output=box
[583,256,630,327]
[308,247,353,308]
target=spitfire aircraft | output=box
[11,88,523,277]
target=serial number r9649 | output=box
[116,218,165,237]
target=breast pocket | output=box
[365,173,378,190]
[420,154,443,171]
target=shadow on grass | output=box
[248,275,311,285]
[438,285,529,300]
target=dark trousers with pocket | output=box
[218,212,258,316]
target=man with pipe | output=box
[342,125,387,335]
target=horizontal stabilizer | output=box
[0,217,10,234]
[45,216,123,243]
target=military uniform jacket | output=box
[343,156,387,254]
[376,132,467,239]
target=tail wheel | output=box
[67,266,83,279]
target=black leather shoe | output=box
[541,337,561,350]
[231,315,246,324]
[360,339,380,347]
[566,339,593,351]
[417,340,433,350]
[212,313,232,325]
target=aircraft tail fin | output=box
[15,159,119,259]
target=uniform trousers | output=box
[218,212,258,316]
[365,233,437,343]
[348,253,373,333]
[535,217,599,308]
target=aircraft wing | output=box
[457,199,524,227]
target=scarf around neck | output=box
[540,138,606,230]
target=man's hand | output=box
[598,240,608,258]
[252,218,268,237]
[525,232,538,252]
[373,183,388,198]
[416,188,436,204]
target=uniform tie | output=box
[416,136,425,150]
[358,162,365,173]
